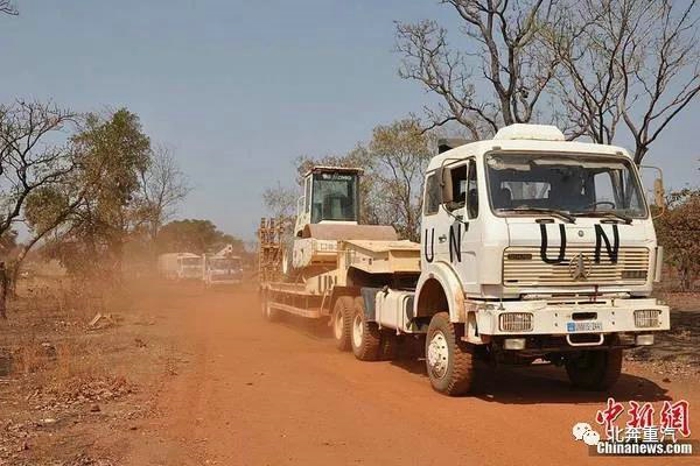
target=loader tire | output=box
[425,312,475,396]
[565,349,622,390]
[332,296,353,352]
[350,296,382,361]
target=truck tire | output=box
[565,349,623,390]
[351,296,381,361]
[426,312,475,396]
[332,296,353,352]
[260,290,279,322]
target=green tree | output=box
[156,219,243,255]
[369,118,433,241]
[48,108,152,279]
[655,188,700,290]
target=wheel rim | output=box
[352,314,364,349]
[333,310,344,340]
[427,331,449,379]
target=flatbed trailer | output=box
[260,238,422,321]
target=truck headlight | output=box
[499,312,533,332]
[634,310,661,328]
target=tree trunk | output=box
[0,262,7,319]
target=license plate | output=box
[567,321,603,333]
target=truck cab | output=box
[411,124,669,394]
[203,255,243,287]
[293,166,362,236]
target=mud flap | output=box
[360,287,382,322]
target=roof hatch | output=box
[493,124,565,142]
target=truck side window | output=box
[447,164,467,211]
[424,173,440,215]
[467,160,478,219]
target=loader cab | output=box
[294,166,362,237]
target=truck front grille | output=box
[503,246,650,287]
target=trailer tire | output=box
[350,296,381,361]
[426,312,475,396]
[332,296,353,352]
[565,349,623,390]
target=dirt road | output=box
[124,284,699,466]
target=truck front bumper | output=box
[474,298,669,340]
[207,278,242,286]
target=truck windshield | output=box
[311,172,358,223]
[486,153,647,219]
[181,258,202,267]
[211,259,241,270]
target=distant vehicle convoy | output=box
[157,247,243,287]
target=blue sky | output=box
[2,1,698,241]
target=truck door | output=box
[442,159,481,289]
[421,170,447,265]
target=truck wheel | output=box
[351,296,381,361]
[426,312,475,396]
[261,291,279,322]
[332,296,353,351]
[565,349,623,390]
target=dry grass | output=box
[1,273,133,388]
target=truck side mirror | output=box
[640,165,666,214]
[654,177,666,210]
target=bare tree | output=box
[0,1,17,16]
[0,101,76,234]
[0,100,76,316]
[396,0,561,138]
[622,0,700,163]
[138,145,191,241]
[545,1,628,142]
[547,0,700,162]
[262,182,298,221]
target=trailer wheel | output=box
[332,296,353,351]
[426,312,475,396]
[350,296,381,361]
[565,349,622,390]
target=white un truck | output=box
[158,252,204,281]
[258,124,670,396]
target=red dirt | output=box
[118,283,700,466]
